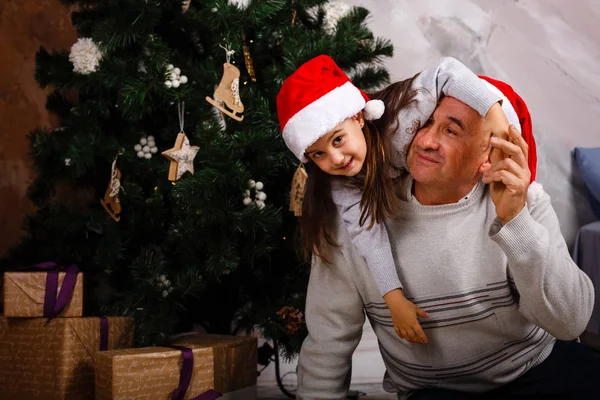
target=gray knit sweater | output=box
[298,176,594,399]
[331,57,502,296]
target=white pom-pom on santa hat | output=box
[363,99,385,120]
[276,55,384,162]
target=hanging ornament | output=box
[154,274,174,298]
[134,135,158,159]
[289,163,308,217]
[161,102,200,181]
[242,35,256,83]
[243,179,267,209]
[276,306,304,335]
[164,64,188,89]
[205,45,244,121]
[100,155,123,222]
[69,37,103,75]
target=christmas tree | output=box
[2,0,392,357]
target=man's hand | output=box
[482,125,531,224]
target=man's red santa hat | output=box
[479,76,537,183]
[276,54,385,162]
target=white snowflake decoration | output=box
[64,158,71,166]
[229,0,250,9]
[69,38,103,75]
[134,135,158,159]
[243,179,267,209]
[164,64,188,88]
[308,1,353,34]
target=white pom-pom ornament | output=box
[135,136,158,159]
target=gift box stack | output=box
[0,263,258,399]
[0,263,135,399]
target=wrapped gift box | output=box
[96,333,257,400]
[0,316,134,399]
[3,270,83,317]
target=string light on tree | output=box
[134,135,158,159]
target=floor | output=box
[257,383,397,399]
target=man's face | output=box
[304,114,366,177]
[406,97,490,188]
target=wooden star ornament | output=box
[161,132,199,181]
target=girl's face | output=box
[304,113,366,177]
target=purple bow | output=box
[165,345,222,400]
[33,262,79,318]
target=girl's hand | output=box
[483,102,510,165]
[384,289,429,344]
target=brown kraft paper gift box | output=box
[96,333,257,400]
[0,316,134,400]
[2,271,83,317]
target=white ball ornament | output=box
[170,72,177,81]
[179,75,188,84]
[137,151,145,158]
[171,80,180,88]
[140,138,148,145]
[248,180,256,188]
[255,181,264,190]
[255,200,265,209]
[167,64,174,71]
[142,145,150,153]
[147,135,155,142]
[134,144,142,152]
[150,147,158,154]
[144,153,152,159]
[243,197,252,206]
[173,67,181,75]
[165,81,172,88]
[257,192,267,201]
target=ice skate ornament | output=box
[205,45,244,121]
[100,156,123,222]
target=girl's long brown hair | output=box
[299,74,420,263]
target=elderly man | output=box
[296,79,598,399]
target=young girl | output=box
[276,55,509,344]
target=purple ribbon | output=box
[164,345,222,400]
[192,389,222,400]
[100,317,109,351]
[33,262,79,318]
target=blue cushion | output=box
[574,147,600,219]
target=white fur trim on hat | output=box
[282,81,366,162]
[482,80,521,134]
[363,99,385,120]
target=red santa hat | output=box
[276,55,385,162]
[479,76,537,183]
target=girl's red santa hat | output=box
[276,54,385,162]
